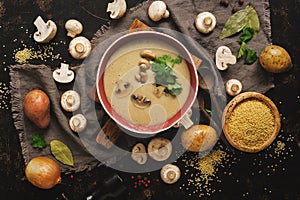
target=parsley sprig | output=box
[237,27,258,64]
[31,134,47,149]
[151,55,183,96]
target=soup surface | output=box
[103,39,191,126]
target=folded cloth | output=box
[92,0,273,93]
[10,0,273,173]
[9,65,102,173]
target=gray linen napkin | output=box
[10,0,273,173]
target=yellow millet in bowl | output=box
[222,92,281,153]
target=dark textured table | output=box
[0,0,299,199]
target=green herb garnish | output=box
[31,134,46,149]
[205,108,212,117]
[244,48,257,64]
[151,55,183,96]
[237,27,258,64]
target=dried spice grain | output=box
[227,99,275,148]
[180,145,238,198]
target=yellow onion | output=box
[25,156,61,189]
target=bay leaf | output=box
[220,6,260,39]
[50,140,74,167]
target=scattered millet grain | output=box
[14,45,62,64]
[14,48,33,64]
[180,145,237,197]
[0,82,10,110]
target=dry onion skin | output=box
[25,156,61,189]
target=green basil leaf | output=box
[238,41,247,59]
[244,48,258,64]
[220,6,260,39]
[50,140,74,167]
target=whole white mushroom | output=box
[148,1,170,22]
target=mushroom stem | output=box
[66,95,75,106]
[231,84,239,92]
[34,16,47,35]
[204,17,212,26]
[72,118,80,127]
[167,171,176,180]
[75,43,84,53]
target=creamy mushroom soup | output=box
[103,39,191,126]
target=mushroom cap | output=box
[131,143,147,165]
[65,19,83,38]
[53,63,74,83]
[160,164,181,184]
[68,36,92,59]
[225,79,243,96]
[33,16,57,43]
[148,1,169,22]
[106,0,127,19]
[215,46,236,70]
[148,137,172,161]
[259,45,293,73]
[69,114,87,133]
[195,12,217,34]
[181,125,218,152]
[61,90,80,112]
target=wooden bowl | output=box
[222,92,281,153]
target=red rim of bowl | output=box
[96,31,198,135]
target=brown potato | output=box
[259,45,292,73]
[181,125,217,152]
[24,89,50,129]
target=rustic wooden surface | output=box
[0,0,299,199]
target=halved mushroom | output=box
[148,1,170,22]
[107,0,127,19]
[140,50,156,60]
[115,80,133,97]
[65,19,83,38]
[160,164,181,184]
[148,137,172,161]
[69,114,87,133]
[33,16,57,43]
[225,79,242,96]
[131,143,147,165]
[68,36,92,59]
[61,90,80,112]
[195,12,217,34]
[215,46,236,70]
[53,63,74,83]
[131,94,151,109]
